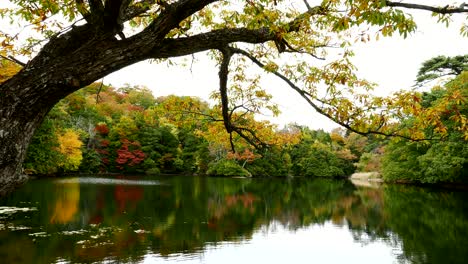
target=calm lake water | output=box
[0,175,467,264]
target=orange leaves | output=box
[227,149,260,163]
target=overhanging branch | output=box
[229,47,434,142]
[385,1,468,14]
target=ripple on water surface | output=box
[54,177,162,186]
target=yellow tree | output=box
[0,0,467,195]
[57,129,84,171]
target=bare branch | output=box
[218,47,233,134]
[385,1,468,14]
[303,0,312,11]
[282,41,326,60]
[142,0,218,38]
[0,55,26,67]
[95,78,104,104]
[232,126,268,150]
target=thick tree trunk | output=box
[0,70,72,196]
[0,110,44,196]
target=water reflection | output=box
[50,181,80,224]
[0,176,467,263]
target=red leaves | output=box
[95,123,110,135]
[115,139,145,170]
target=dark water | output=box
[0,176,467,264]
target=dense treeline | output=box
[23,83,357,178]
[17,56,468,184]
[381,71,468,183]
[356,67,468,184]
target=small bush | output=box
[206,159,252,177]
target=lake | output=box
[0,175,467,264]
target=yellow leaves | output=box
[57,129,83,171]
[330,130,345,144]
[449,90,466,105]
[0,58,21,84]
[113,115,138,140]
[333,17,350,31]
[263,61,279,72]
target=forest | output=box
[6,54,465,185]
[0,1,467,195]
[1,2,468,263]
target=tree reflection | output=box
[0,176,468,263]
[50,181,80,224]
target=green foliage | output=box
[23,118,62,175]
[79,148,101,173]
[295,147,346,177]
[382,68,468,184]
[207,159,252,177]
[143,158,161,175]
[418,142,467,182]
[415,55,468,86]
[381,141,426,182]
[356,152,383,172]
[383,140,468,183]
[290,127,356,177]
[245,149,291,177]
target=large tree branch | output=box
[150,28,275,58]
[140,0,218,38]
[385,1,468,14]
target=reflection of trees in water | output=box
[347,185,468,264]
[50,182,80,224]
[381,186,468,264]
[1,177,468,263]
